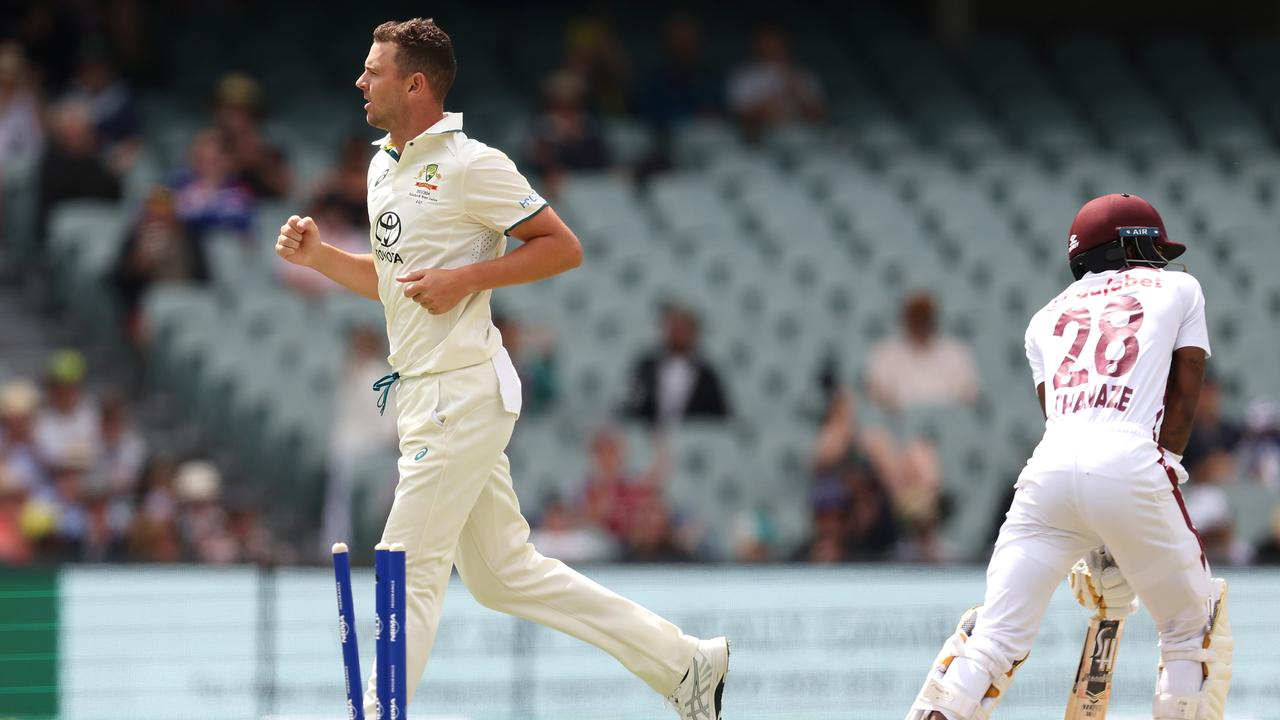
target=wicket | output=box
[333,541,408,720]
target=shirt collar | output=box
[371,112,465,148]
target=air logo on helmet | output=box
[1118,227,1160,238]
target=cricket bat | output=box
[1064,615,1125,719]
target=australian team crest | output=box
[411,163,442,203]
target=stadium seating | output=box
[23,10,1280,560]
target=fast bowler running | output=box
[905,193,1232,720]
[275,18,727,720]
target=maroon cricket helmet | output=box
[1066,193,1185,280]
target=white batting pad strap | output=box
[1153,693,1199,719]
[911,676,981,720]
[1200,579,1233,720]
[1156,579,1232,720]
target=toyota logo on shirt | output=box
[375,211,402,247]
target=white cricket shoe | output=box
[668,637,729,720]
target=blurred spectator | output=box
[810,386,896,487]
[1252,506,1280,564]
[866,291,979,413]
[170,129,255,238]
[127,455,182,563]
[80,478,129,563]
[135,455,178,528]
[61,53,139,168]
[34,350,101,471]
[278,196,367,296]
[227,500,275,565]
[1239,400,1280,492]
[47,451,92,558]
[528,70,611,191]
[93,392,147,496]
[803,387,901,562]
[0,466,33,565]
[839,451,900,559]
[494,313,559,416]
[174,460,238,564]
[320,326,398,551]
[622,303,730,426]
[1182,375,1241,478]
[561,14,631,117]
[727,24,825,141]
[312,135,378,229]
[1183,484,1253,565]
[620,494,693,563]
[809,380,955,562]
[36,99,122,237]
[0,380,45,491]
[885,438,946,543]
[212,73,292,199]
[529,494,617,563]
[0,367,192,566]
[730,508,775,562]
[126,515,182,563]
[637,14,724,133]
[580,426,662,542]
[112,187,209,339]
[791,493,847,564]
[0,43,44,168]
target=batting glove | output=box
[1069,547,1139,619]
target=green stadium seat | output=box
[647,172,740,241]
[671,121,744,169]
[603,118,656,167]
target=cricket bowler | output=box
[275,18,728,719]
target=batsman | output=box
[905,194,1233,720]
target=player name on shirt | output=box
[1054,383,1135,416]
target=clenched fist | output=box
[397,267,473,314]
[276,215,322,267]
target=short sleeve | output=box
[1174,275,1212,358]
[1025,314,1046,386]
[465,147,548,235]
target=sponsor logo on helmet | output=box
[1118,226,1160,237]
[1068,234,1080,252]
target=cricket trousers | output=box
[363,349,698,715]
[965,420,1215,679]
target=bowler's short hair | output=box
[372,18,456,99]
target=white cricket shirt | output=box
[1024,267,1211,434]
[366,113,547,375]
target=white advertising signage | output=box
[59,565,1276,719]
